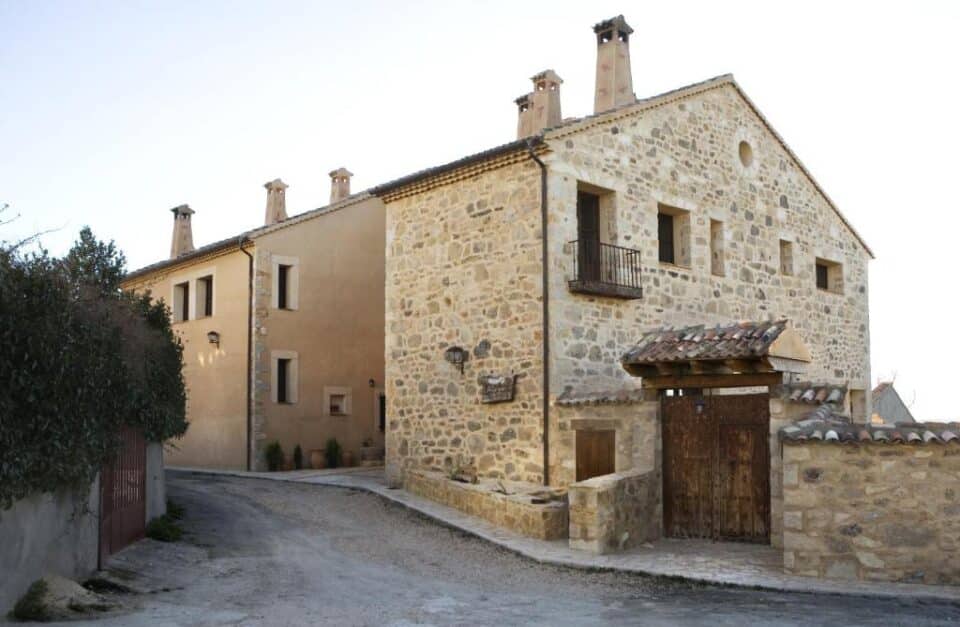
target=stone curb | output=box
[167,466,960,603]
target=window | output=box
[277,359,291,404]
[738,141,754,168]
[710,219,725,276]
[577,191,601,281]
[197,275,213,318]
[815,258,843,294]
[173,281,190,322]
[324,386,352,417]
[271,350,298,404]
[271,256,299,310]
[779,240,794,276]
[657,204,691,267]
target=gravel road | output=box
[26,471,960,626]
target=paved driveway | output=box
[48,472,960,626]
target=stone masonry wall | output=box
[568,469,661,554]
[404,470,568,540]
[783,442,960,584]
[543,82,871,408]
[385,159,545,485]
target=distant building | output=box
[871,382,915,424]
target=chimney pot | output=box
[516,69,562,139]
[593,15,635,114]
[263,178,289,226]
[329,167,353,204]
[169,204,195,259]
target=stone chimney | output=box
[169,204,195,259]
[329,168,353,204]
[515,94,533,139]
[263,178,288,226]
[593,15,635,114]
[516,70,563,139]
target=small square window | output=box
[324,386,352,416]
[330,394,346,415]
[815,258,843,294]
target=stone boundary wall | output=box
[0,479,100,612]
[404,470,568,540]
[568,469,660,554]
[783,441,960,584]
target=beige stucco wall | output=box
[783,442,960,584]
[251,197,385,469]
[544,82,871,406]
[126,249,250,469]
[384,158,545,486]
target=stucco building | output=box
[375,15,873,552]
[123,171,386,470]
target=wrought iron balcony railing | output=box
[567,239,643,299]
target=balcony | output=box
[567,239,643,300]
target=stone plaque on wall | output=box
[480,374,517,404]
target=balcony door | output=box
[577,191,601,282]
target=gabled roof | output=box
[123,192,372,283]
[369,74,873,258]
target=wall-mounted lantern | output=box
[368,378,376,388]
[694,398,706,415]
[207,330,221,348]
[443,346,468,374]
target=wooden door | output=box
[576,429,615,482]
[662,393,770,542]
[100,426,146,566]
[576,192,601,282]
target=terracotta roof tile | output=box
[556,387,647,407]
[772,382,847,405]
[780,405,960,446]
[621,320,787,366]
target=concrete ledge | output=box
[167,466,960,602]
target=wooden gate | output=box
[662,393,770,542]
[99,426,146,566]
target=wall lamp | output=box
[444,346,468,374]
[207,330,221,348]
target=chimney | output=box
[593,15,635,114]
[515,94,533,139]
[263,178,288,226]
[329,168,353,204]
[516,70,563,139]
[169,204,195,259]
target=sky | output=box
[2,1,958,420]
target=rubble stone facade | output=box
[783,442,960,584]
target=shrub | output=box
[146,515,182,542]
[325,438,342,469]
[11,579,49,621]
[166,499,185,521]
[265,441,284,471]
[293,445,303,470]
[0,226,187,511]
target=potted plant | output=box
[309,449,326,469]
[293,444,303,470]
[264,441,284,472]
[325,438,342,469]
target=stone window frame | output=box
[169,265,217,324]
[271,254,300,311]
[324,386,352,417]
[271,350,299,405]
[814,256,844,295]
[734,129,760,174]
[656,203,692,269]
[779,238,795,276]
[709,218,726,277]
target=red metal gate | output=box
[99,426,146,566]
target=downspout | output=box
[238,236,254,471]
[526,138,550,486]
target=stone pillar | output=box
[263,178,288,226]
[769,394,787,549]
[169,204,195,259]
[593,15,635,114]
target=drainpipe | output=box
[238,236,254,471]
[526,138,550,486]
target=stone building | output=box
[374,15,873,552]
[122,170,386,470]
